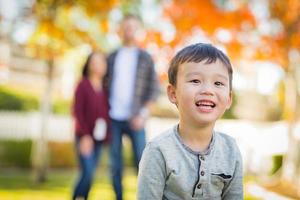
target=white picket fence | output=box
[1,111,300,175]
[0,111,73,141]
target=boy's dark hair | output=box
[168,43,233,90]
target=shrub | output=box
[52,99,71,115]
[0,87,39,111]
[0,86,72,115]
[0,140,32,168]
[48,141,76,168]
[0,139,135,169]
[270,154,283,175]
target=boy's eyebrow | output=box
[185,72,229,80]
[215,74,229,80]
[185,72,202,77]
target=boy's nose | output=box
[199,84,213,96]
[200,90,213,96]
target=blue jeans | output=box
[110,119,146,200]
[73,137,102,200]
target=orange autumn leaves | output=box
[28,0,299,69]
[254,0,300,69]
[137,0,256,62]
[162,0,299,70]
[164,0,255,35]
[28,0,117,60]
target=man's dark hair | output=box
[122,13,142,23]
[168,43,233,90]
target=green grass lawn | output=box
[0,167,136,200]
[0,168,259,200]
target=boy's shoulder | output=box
[215,132,236,144]
[214,131,241,158]
[147,126,177,148]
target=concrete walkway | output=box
[245,183,297,200]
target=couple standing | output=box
[72,14,160,200]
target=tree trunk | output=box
[281,68,300,191]
[32,59,54,183]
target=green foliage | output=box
[0,139,135,168]
[0,86,73,115]
[0,87,39,111]
[222,91,237,119]
[48,140,135,168]
[119,0,141,16]
[48,141,76,168]
[52,99,71,115]
[0,140,32,168]
[270,154,283,175]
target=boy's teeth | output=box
[196,101,215,107]
[201,103,213,106]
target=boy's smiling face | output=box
[167,59,232,127]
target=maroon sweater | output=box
[73,78,110,142]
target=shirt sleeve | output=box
[222,144,244,200]
[73,82,90,136]
[137,143,166,200]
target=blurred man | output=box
[106,14,160,200]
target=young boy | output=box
[137,43,243,200]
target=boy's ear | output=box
[226,91,233,109]
[167,84,177,104]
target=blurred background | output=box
[0,0,299,199]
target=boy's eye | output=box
[189,79,200,83]
[215,81,224,86]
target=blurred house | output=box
[0,38,81,101]
[233,60,285,121]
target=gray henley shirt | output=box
[137,125,243,200]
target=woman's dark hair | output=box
[82,53,93,78]
[82,51,105,78]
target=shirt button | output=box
[200,171,205,176]
[200,155,205,161]
[197,184,202,189]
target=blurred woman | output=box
[72,51,110,200]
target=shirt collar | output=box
[174,124,216,156]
